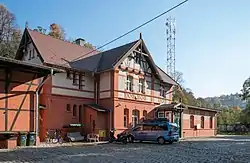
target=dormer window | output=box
[32,49,35,58]
[29,50,32,60]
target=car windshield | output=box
[169,124,179,132]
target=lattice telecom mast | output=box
[166,17,176,79]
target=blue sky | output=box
[2,0,250,98]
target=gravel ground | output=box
[0,136,250,163]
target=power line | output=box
[66,0,188,64]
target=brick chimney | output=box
[75,38,85,46]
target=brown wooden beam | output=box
[134,50,148,56]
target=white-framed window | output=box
[126,75,133,91]
[165,112,169,119]
[138,78,145,93]
[32,49,35,58]
[73,73,79,85]
[29,50,32,60]
[158,111,165,118]
[160,86,165,97]
[124,109,129,127]
[132,109,139,127]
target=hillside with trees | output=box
[204,93,246,109]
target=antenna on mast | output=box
[166,17,176,80]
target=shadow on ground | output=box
[0,136,250,163]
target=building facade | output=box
[0,56,59,148]
[13,28,218,141]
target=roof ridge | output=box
[28,28,98,53]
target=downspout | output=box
[35,69,54,144]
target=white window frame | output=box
[165,112,169,119]
[138,78,144,93]
[124,114,128,127]
[160,85,165,97]
[158,111,165,118]
[126,75,133,91]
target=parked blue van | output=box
[127,121,179,145]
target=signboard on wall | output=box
[124,92,146,101]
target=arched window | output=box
[143,110,147,119]
[79,105,82,123]
[201,116,204,128]
[210,116,213,129]
[132,109,139,127]
[73,105,77,117]
[190,115,194,128]
[124,109,129,127]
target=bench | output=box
[87,133,99,142]
[67,132,85,142]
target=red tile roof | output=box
[27,29,99,66]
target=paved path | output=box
[0,136,250,163]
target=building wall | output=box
[0,68,41,132]
[39,93,95,141]
[52,72,94,99]
[182,109,217,138]
[99,71,111,99]
[117,53,172,104]
[113,53,174,134]
[113,98,156,134]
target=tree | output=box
[83,42,95,49]
[0,4,21,58]
[241,77,250,102]
[48,23,65,40]
[174,71,184,86]
[34,26,47,34]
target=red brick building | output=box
[2,28,219,144]
[0,56,60,148]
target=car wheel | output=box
[122,138,127,144]
[157,137,165,145]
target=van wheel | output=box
[128,135,134,143]
[168,141,173,144]
[157,137,165,145]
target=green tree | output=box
[83,42,95,49]
[48,23,65,40]
[0,4,21,58]
[241,77,250,102]
[34,26,47,34]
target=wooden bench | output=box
[67,132,85,142]
[87,133,99,142]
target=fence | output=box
[218,124,250,134]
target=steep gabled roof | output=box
[156,65,178,86]
[16,28,99,66]
[70,40,138,72]
[16,29,177,85]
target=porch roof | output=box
[154,103,188,112]
[0,56,63,75]
[84,104,110,112]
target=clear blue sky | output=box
[2,0,250,98]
